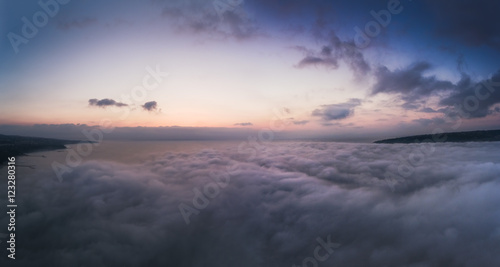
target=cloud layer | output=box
[1,141,499,266]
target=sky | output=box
[1,0,500,141]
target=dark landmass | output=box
[374,129,500,144]
[0,134,84,165]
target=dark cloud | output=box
[370,60,500,119]
[89,98,128,108]
[439,71,500,118]
[370,62,454,105]
[295,32,371,77]
[2,141,500,266]
[142,101,158,111]
[312,98,361,122]
[233,122,253,126]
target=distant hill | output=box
[0,134,84,165]
[374,129,500,144]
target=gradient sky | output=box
[1,0,499,140]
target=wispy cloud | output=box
[294,32,371,77]
[159,0,259,40]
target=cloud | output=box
[296,55,338,69]
[312,98,361,122]
[234,122,253,126]
[439,71,500,118]
[294,32,371,77]
[142,101,158,111]
[370,62,454,107]
[370,60,500,119]
[158,0,259,40]
[89,98,128,108]
[2,141,500,266]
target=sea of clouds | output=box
[1,141,500,266]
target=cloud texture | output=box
[1,141,499,266]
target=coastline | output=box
[0,134,85,165]
[374,129,500,144]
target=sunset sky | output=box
[1,0,499,140]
